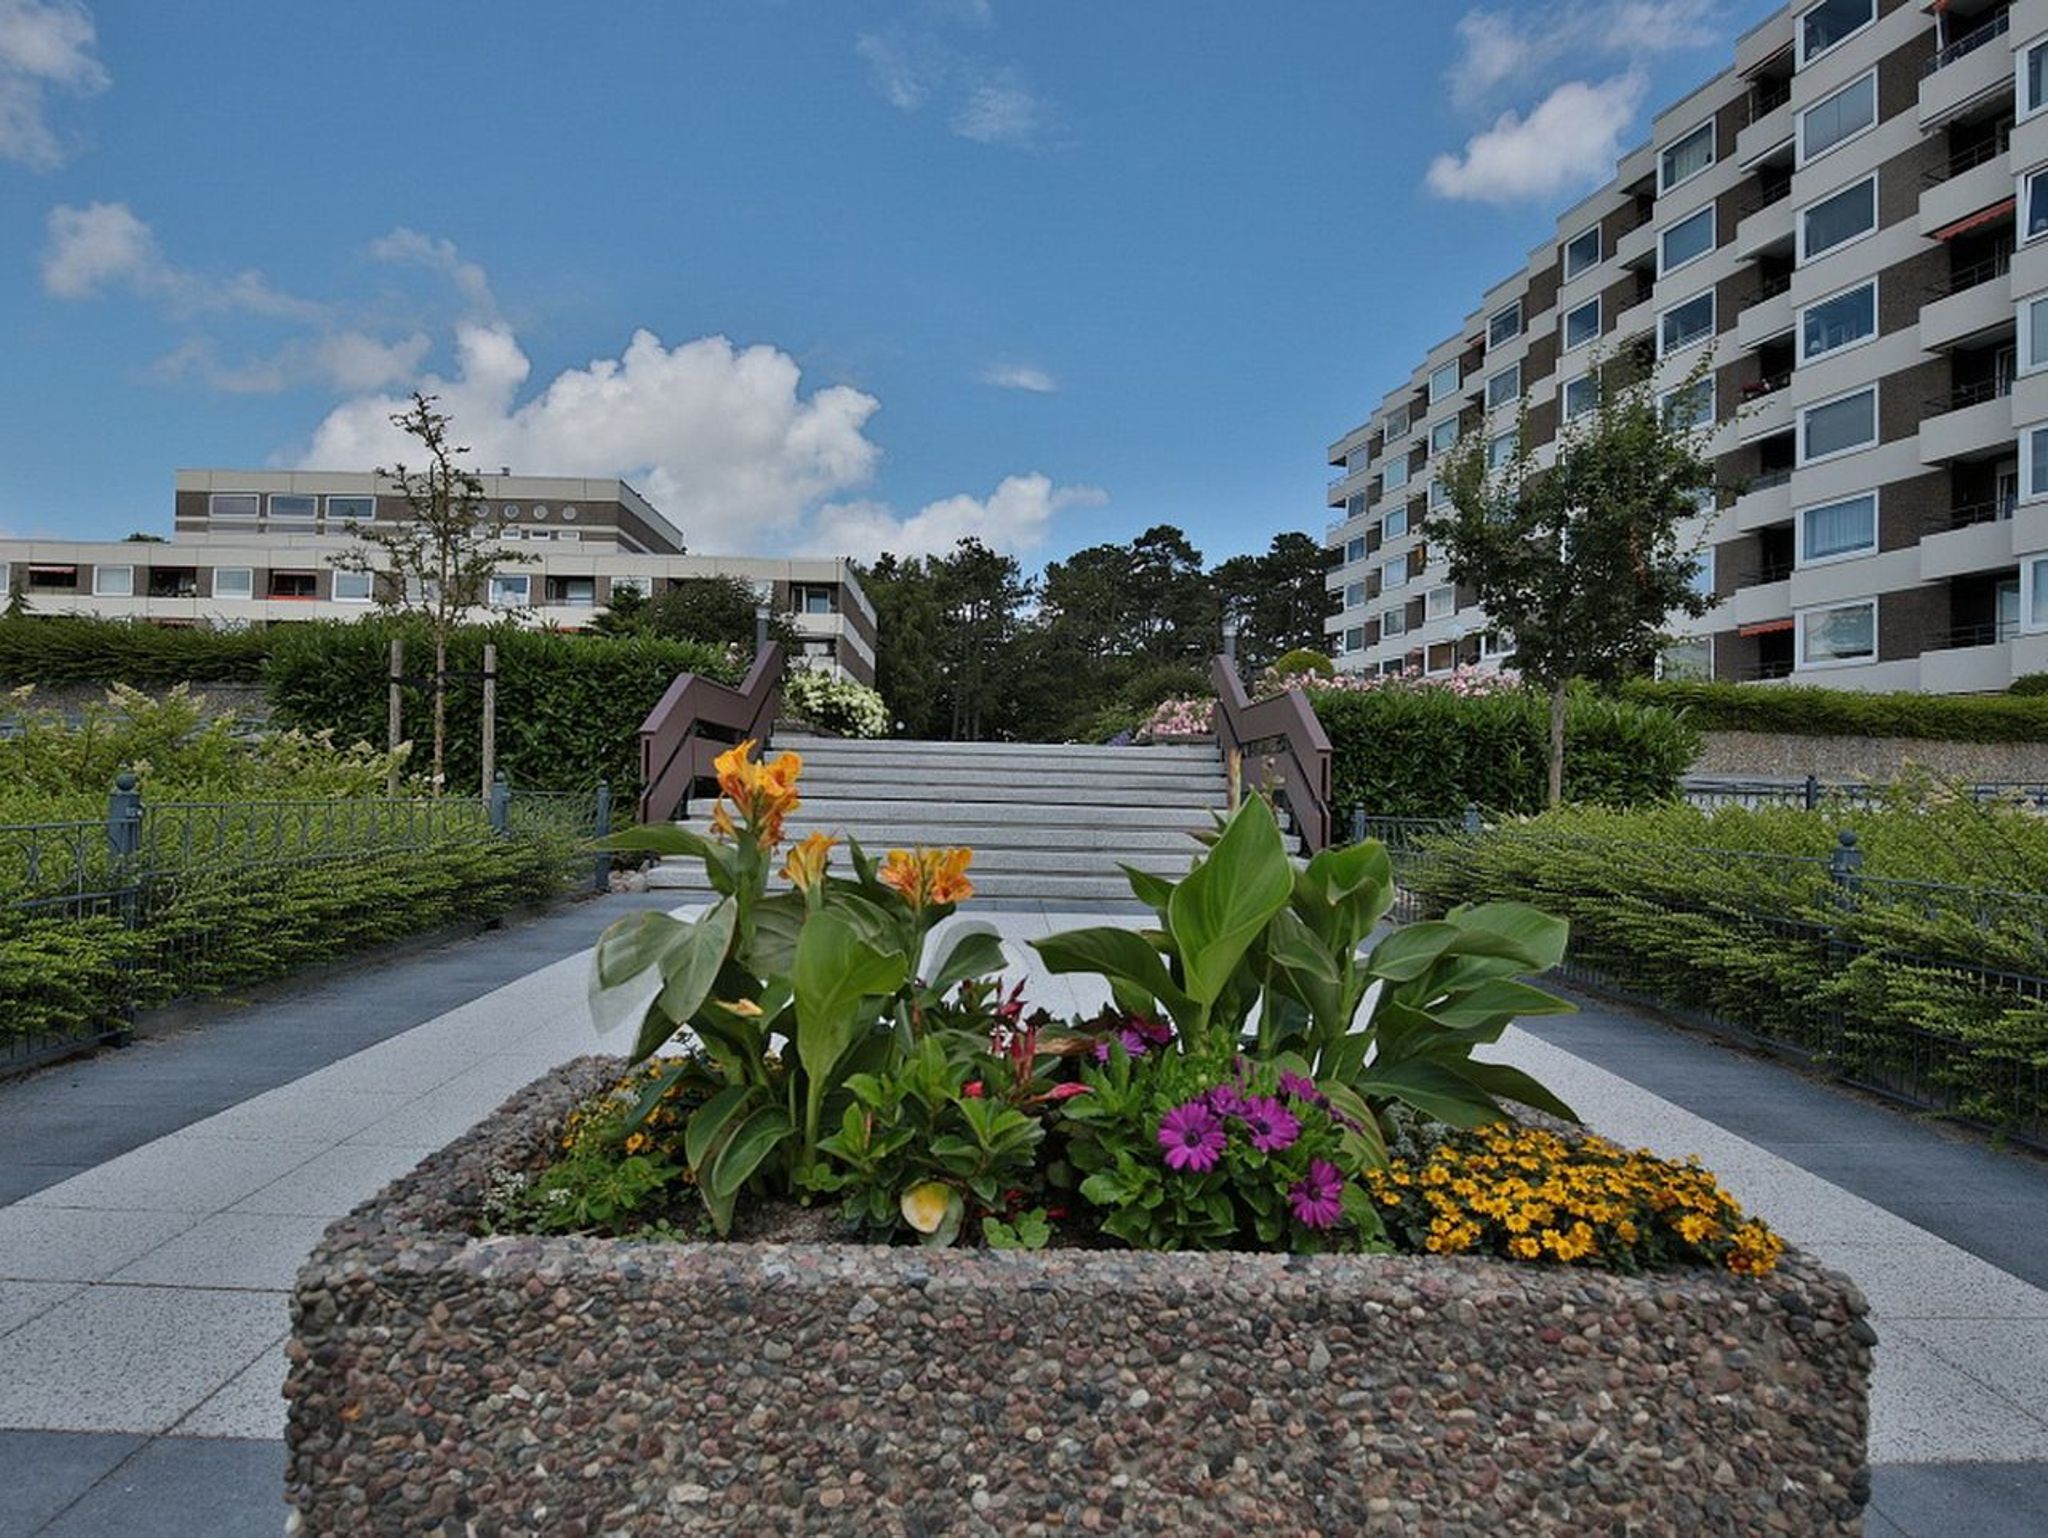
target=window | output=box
[92,564,134,597]
[1383,455,1411,493]
[546,575,597,607]
[1658,639,1713,680]
[1799,492,1878,563]
[1799,599,1877,667]
[501,528,524,541]
[1384,505,1410,539]
[1688,548,1715,599]
[1800,0,1874,66]
[326,495,374,523]
[209,493,259,520]
[1381,559,1407,591]
[1800,71,1875,163]
[555,529,580,543]
[1562,297,1601,351]
[489,573,531,608]
[610,575,651,599]
[1659,121,1715,192]
[794,585,836,614]
[1488,301,1522,350]
[1429,362,1461,403]
[212,566,253,599]
[1799,176,1876,262]
[1386,405,1410,441]
[1659,207,1715,274]
[1344,535,1366,564]
[1801,387,1878,462]
[502,505,521,519]
[1427,585,1456,620]
[2027,167,2048,244]
[1487,362,1521,410]
[1659,290,1715,355]
[26,564,78,591]
[1562,225,1601,280]
[2025,295,2048,373]
[1382,607,1409,638]
[1661,378,1715,430]
[1429,479,1451,509]
[268,494,316,522]
[332,570,374,602]
[2024,426,2048,500]
[1564,373,1598,421]
[1430,417,1459,453]
[1800,280,1877,363]
[1480,628,1514,659]
[527,530,552,542]
[532,505,549,520]
[1487,430,1517,470]
[268,571,317,600]
[2026,38,2048,119]
[1344,581,1366,609]
[1344,626,1366,653]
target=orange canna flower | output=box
[707,740,804,849]
[879,846,975,908]
[714,740,759,804]
[927,846,974,906]
[879,848,920,899]
[782,831,839,892]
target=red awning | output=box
[1930,197,2015,242]
[1738,618,1795,637]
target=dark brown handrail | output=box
[1212,654,1333,853]
[637,643,786,823]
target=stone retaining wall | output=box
[285,1059,1873,1536]
[1695,730,2048,784]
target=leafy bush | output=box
[264,620,736,792]
[1625,679,2048,743]
[1310,682,1697,818]
[1263,648,1335,684]
[2012,674,2048,698]
[0,616,271,686]
[781,666,889,738]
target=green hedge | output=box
[1624,679,2048,743]
[0,616,272,685]
[2,827,578,1046]
[1307,684,1698,818]
[263,621,736,792]
[1402,801,2048,1136]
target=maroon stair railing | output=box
[1211,654,1333,853]
[637,643,785,823]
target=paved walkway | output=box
[1,896,2045,1534]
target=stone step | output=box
[773,735,1215,764]
[646,864,1148,903]
[795,778,1221,808]
[785,747,1224,780]
[738,798,1213,830]
[672,819,1211,853]
[795,760,1227,790]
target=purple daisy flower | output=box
[1277,1070,1322,1104]
[1289,1160,1345,1229]
[1240,1095,1301,1153]
[1157,1101,1227,1174]
[1205,1082,1250,1118]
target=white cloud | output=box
[41,200,324,320]
[856,31,937,111]
[1447,1,1716,108]
[0,0,106,169]
[369,227,498,320]
[854,26,1059,149]
[808,475,1107,562]
[1426,74,1647,204]
[980,362,1055,394]
[950,74,1055,148]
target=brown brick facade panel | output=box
[1879,586,1946,663]
[1878,473,1945,552]
[1880,361,1946,444]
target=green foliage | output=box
[1309,682,1698,818]
[263,619,735,792]
[1402,793,2048,1133]
[637,576,798,653]
[781,667,889,738]
[0,616,272,686]
[1625,679,2048,743]
[2011,674,2048,699]
[1264,648,1336,683]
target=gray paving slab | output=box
[19,1137,329,1216]
[0,1430,145,1538]
[0,1208,199,1284]
[1869,1461,2048,1538]
[107,1213,336,1292]
[0,1283,81,1341]
[225,1142,443,1219]
[33,1435,287,1538]
[172,1343,286,1441]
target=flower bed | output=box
[284,1057,1873,1536]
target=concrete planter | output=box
[286,1059,1873,1536]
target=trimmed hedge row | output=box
[0,616,271,685]
[1624,680,2048,743]
[1307,685,1699,819]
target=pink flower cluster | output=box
[1283,664,1523,699]
[1134,696,1215,742]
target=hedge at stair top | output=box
[1624,679,2048,744]
[1307,682,1698,819]
[264,621,737,793]
[0,615,273,686]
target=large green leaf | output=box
[1365,921,1461,982]
[685,1084,755,1171]
[921,922,1006,996]
[1454,1059,1581,1123]
[642,898,738,1058]
[1030,926,1194,1022]
[1166,796,1295,1006]
[1120,864,1176,914]
[746,891,807,979]
[593,910,689,990]
[1445,901,1570,971]
[706,1107,795,1199]
[600,825,736,893]
[794,910,909,1090]
[1353,1059,1505,1128]
[1422,978,1576,1030]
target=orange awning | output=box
[1930,198,2015,242]
[1738,618,1795,637]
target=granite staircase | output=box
[646,735,1229,906]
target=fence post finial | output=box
[106,770,142,860]
[1830,827,1862,885]
[593,780,615,894]
[489,769,510,834]
[1463,802,1482,835]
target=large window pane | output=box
[1801,493,1877,560]
[1662,378,1714,430]
[1431,417,1458,452]
[2028,427,2048,497]
[209,493,259,519]
[2029,169,2048,243]
[1803,601,1875,662]
[1563,298,1600,351]
[2029,41,2048,116]
[1562,226,1601,279]
[1802,177,1876,260]
[1801,72,1875,161]
[1660,291,1715,353]
[1802,389,1877,460]
[1384,506,1409,539]
[2027,296,2048,371]
[1487,363,1520,409]
[1802,282,1876,361]
[1660,207,1714,273]
[1488,302,1522,349]
[1429,362,1460,402]
[1802,0,1873,62]
[1660,121,1714,190]
[1564,373,1598,421]
[1384,455,1410,492]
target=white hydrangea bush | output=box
[782,665,891,738]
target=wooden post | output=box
[386,638,404,796]
[480,642,498,802]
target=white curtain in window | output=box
[1803,495,1875,559]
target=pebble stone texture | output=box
[285,1058,1874,1537]
[1692,731,2048,783]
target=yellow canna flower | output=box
[782,831,839,892]
[879,848,919,899]
[718,997,764,1017]
[714,740,760,803]
[927,846,974,906]
[900,1180,955,1234]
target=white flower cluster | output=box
[782,666,891,738]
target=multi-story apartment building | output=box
[1,469,878,684]
[1327,0,2048,693]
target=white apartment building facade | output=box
[1327,0,2048,693]
[3,470,878,684]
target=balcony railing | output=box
[1924,495,2018,534]
[1921,131,2013,188]
[1929,619,2019,651]
[1746,468,1794,493]
[1734,559,1795,589]
[1925,250,2014,300]
[1748,79,1792,120]
[1737,181,1793,218]
[1740,372,1792,401]
[1749,272,1793,304]
[1924,10,2011,76]
[1924,376,2014,416]
[1730,659,1796,682]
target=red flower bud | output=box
[962,1081,985,1099]
[1047,1082,1092,1100]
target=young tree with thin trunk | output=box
[331,392,526,793]
[1431,349,1720,806]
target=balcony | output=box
[1737,379,1794,440]
[1919,155,2015,240]
[1734,187,1795,262]
[1920,11,2014,132]
[1919,508,2014,580]
[1919,381,2017,464]
[1736,282,1795,351]
[1734,470,1794,530]
[1921,263,2016,352]
[1326,466,1372,507]
[1736,98,1793,168]
[1724,579,1793,630]
[1921,640,2014,693]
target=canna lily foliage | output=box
[588,740,1004,1234]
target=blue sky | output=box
[0,0,1779,565]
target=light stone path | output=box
[0,907,2043,1469]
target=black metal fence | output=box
[1679,775,2048,812]
[1346,807,2048,1149]
[2,774,613,1076]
